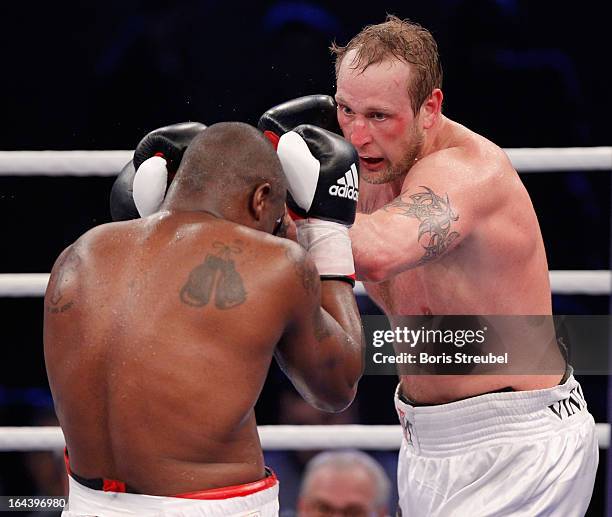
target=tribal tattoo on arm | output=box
[383,186,460,266]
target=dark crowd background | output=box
[1,0,611,515]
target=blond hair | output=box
[331,15,443,115]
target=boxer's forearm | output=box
[320,280,364,356]
[275,246,363,413]
[315,281,364,409]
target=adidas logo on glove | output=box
[329,164,359,201]
[275,125,358,225]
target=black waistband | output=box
[64,448,138,493]
[399,385,515,407]
[65,448,274,495]
[400,363,573,407]
[69,470,140,493]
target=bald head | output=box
[163,122,287,231]
[170,122,285,200]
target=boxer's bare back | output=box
[44,123,363,495]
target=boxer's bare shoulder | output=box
[407,122,515,188]
[276,239,320,291]
[392,123,526,242]
[45,224,111,311]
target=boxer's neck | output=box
[420,114,452,158]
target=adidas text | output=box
[329,164,359,201]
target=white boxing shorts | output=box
[62,471,279,517]
[394,374,598,516]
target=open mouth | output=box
[360,156,384,165]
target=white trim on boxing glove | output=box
[276,131,320,212]
[133,155,168,217]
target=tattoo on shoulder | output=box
[285,247,319,295]
[180,241,247,310]
[46,246,80,314]
[384,186,460,265]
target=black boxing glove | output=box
[277,124,359,284]
[109,160,139,221]
[258,95,340,148]
[131,121,206,217]
[279,125,358,224]
[133,121,206,171]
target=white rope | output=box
[0,424,608,451]
[0,148,610,176]
[0,273,50,297]
[505,147,612,172]
[356,270,611,296]
[259,425,404,450]
[0,151,132,176]
[548,270,611,295]
[0,271,608,297]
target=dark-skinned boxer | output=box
[45,122,364,516]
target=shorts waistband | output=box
[394,374,590,455]
[174,470,277,500]
[66,475,279,516]
[64,449,277,498]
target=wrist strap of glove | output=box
[295,218,355,286]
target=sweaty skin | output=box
[44,211,362,495]
[336,53,563,403]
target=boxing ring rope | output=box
[0,148,610,463]
[0,147,611,295]
[2,147,610,296]
[0,424,609,451]
[0,147,610,175]
[0,271,609,297]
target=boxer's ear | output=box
[420,88,443,130]
[250,183,272,222]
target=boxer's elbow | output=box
[310,383,358,413]
[355,248,403,283]
[290,374,357,413]
[352,216,406,282]
[358,263,390,283]
[306,369,360,413]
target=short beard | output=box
[360,126,424,185]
